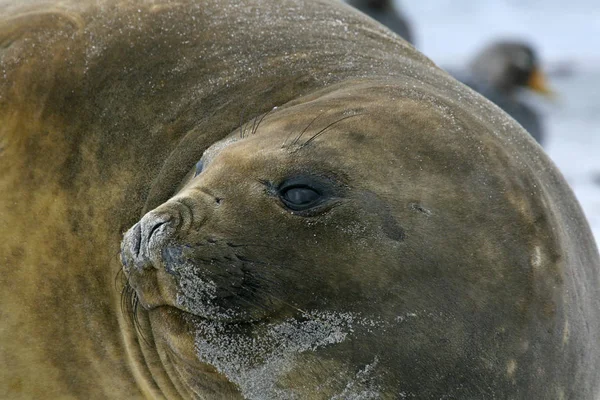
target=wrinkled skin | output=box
[1,0,599,399]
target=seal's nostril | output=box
[148,220,170,242]
[133,223,142,257]
[141,212,175,249]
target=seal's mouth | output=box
[120,254,269,325]
[120,269,273,330]
[120,274,293,341]
[119,214,287,326]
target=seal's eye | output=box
[194,160,204,177]
[280,185,322,211]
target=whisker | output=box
[226,242,283,249]
[120,282,152,346]
[260,289,309,316]
[199,259,309,316]
[225,281,329,327]
[301,114,363,148]
[227,244,310,265]
[235,265,310,315]
[227,277,309,317]
[252,106,277,136]
[114,257,125,292]
[250,114,259,137]
[115,249,149,343]
[218,284,275,315]
[286,111,325,147]
[239,106,248,139]
[224,241,298,254]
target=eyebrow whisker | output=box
[239,107,248,139]
[250,114,259,137]
[286,111,325,148]
[252,106,278,136]
[301,114,363,148]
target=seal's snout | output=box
[140,212,174,251]
[121,211,180,273]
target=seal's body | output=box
[1,1,599,399]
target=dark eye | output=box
[194,160,204,177]
[280,185,322,211]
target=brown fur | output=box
[1,0,599,398]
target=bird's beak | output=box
[527,67,554,97]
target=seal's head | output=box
[120,81,573,398]
[120,83,417,397]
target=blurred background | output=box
[348,0,600,246]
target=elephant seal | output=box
[1,0,599,399]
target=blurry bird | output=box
[453,41,553,145]
[345,0,414,44]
